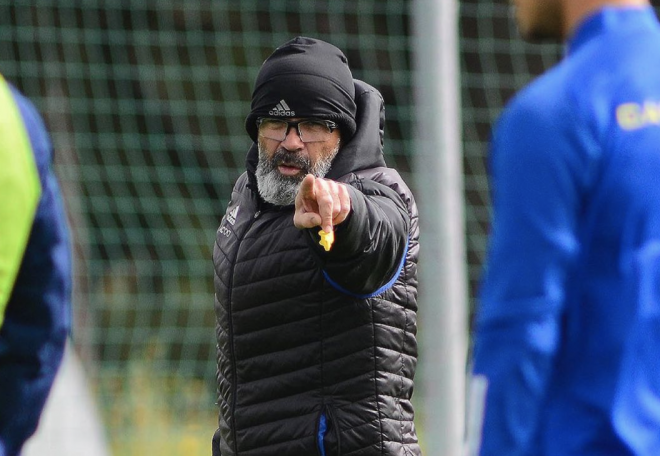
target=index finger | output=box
[314,178,335,233]
[299,174,316,200]
[295,174,317,213]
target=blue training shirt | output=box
[470,7,660,456]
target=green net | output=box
[460,0,562,311]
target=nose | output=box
[281,125,304,150]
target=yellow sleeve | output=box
[0,75,42,327]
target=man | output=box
[468,1,660,455]
[212,37,420,456]
[0,75,71,455]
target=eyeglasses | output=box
[257,118,338,143]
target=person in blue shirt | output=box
[468,1,660,455]
[0,75,71,456]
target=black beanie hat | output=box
[245,36,357,143]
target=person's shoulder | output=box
[498,66,573,134]
[512,69,566,108]
[7,83,52,168]
[489,61,593,167]
[8,84,47,133]
[232,171,249,187]
[354,166,414,200]
[565,20,660,94]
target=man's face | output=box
[255,118,342,206]
[511,0,564,41]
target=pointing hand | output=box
[293,174,351,240]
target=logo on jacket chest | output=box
[218,204,240,238]
[218,225,232,238]
[227,205,239,225]
[617,101,660,130]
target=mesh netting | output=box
[461,0,562,301]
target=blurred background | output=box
[0,0,609,454]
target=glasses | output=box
[257,118,338,143]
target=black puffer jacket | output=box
[213,80,420,456]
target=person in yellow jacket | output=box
[0,75,71,456]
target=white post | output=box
[411,0,468,455]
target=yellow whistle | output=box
[318,229,334,252]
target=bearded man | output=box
[212,36,421,456]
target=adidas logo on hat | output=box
[269,99,295,117]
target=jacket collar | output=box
[567,6,658,56]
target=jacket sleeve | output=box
[306,177,410,296]
[0,84,71,455]
[468,85,595,455]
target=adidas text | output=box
[269,100,295,117]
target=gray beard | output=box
[255,141,339,206]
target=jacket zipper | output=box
[327,406,342,455]
[317,405,342,456]
[317,408,328,456]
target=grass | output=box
[97,359,217,456]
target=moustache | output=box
[270,149,311,172]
